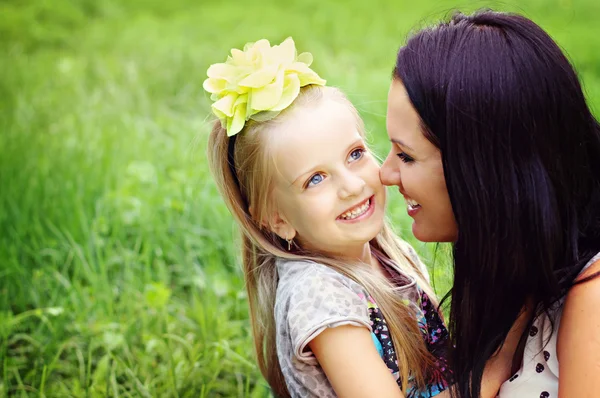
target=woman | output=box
[380,10,600,397]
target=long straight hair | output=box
[207,85,438,396]
[393,10,600,397]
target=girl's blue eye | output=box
[397,152,414,163]
[349,148,365,162]
[307,173,324,187]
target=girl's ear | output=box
[249,205,296,241]
[268,211,297,241]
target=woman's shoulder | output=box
[553,253,600,394]
[575,252,600,281]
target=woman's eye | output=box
[397,152,414,163]
[349,148,365,162]
[306,173,325,187]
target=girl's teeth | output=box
[341,199,370,220]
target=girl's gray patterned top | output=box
[274,258,424,397]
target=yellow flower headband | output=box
[203,37,327,136]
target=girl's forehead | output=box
[263,99,363,183]
[273,100,361,152]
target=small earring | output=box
[286,238,293,251]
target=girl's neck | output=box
[307,241,386,275]
[346,242,386,275]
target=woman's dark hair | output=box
[393,10,600,397]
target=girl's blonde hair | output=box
[207,85,438,396]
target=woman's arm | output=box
[309,325,404,397]
[557,260,600,397]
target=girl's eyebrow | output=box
[291,165,321,187]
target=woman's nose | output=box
[380,150,402,188]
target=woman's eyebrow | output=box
[391,138,414,151]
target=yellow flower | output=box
[203,37,326,136]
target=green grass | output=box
[1,0,599,396]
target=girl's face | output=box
[380,79,458,243]
[269,99,386,258]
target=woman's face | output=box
[380,79,458,243]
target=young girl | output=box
[204,38,451,397]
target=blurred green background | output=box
[1,0,598,396]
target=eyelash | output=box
[397,152,414,163]
[304,147,366,188]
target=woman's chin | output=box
[412,222,456,243]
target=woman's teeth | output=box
[406,198,420,210]
[340,199,370,220]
